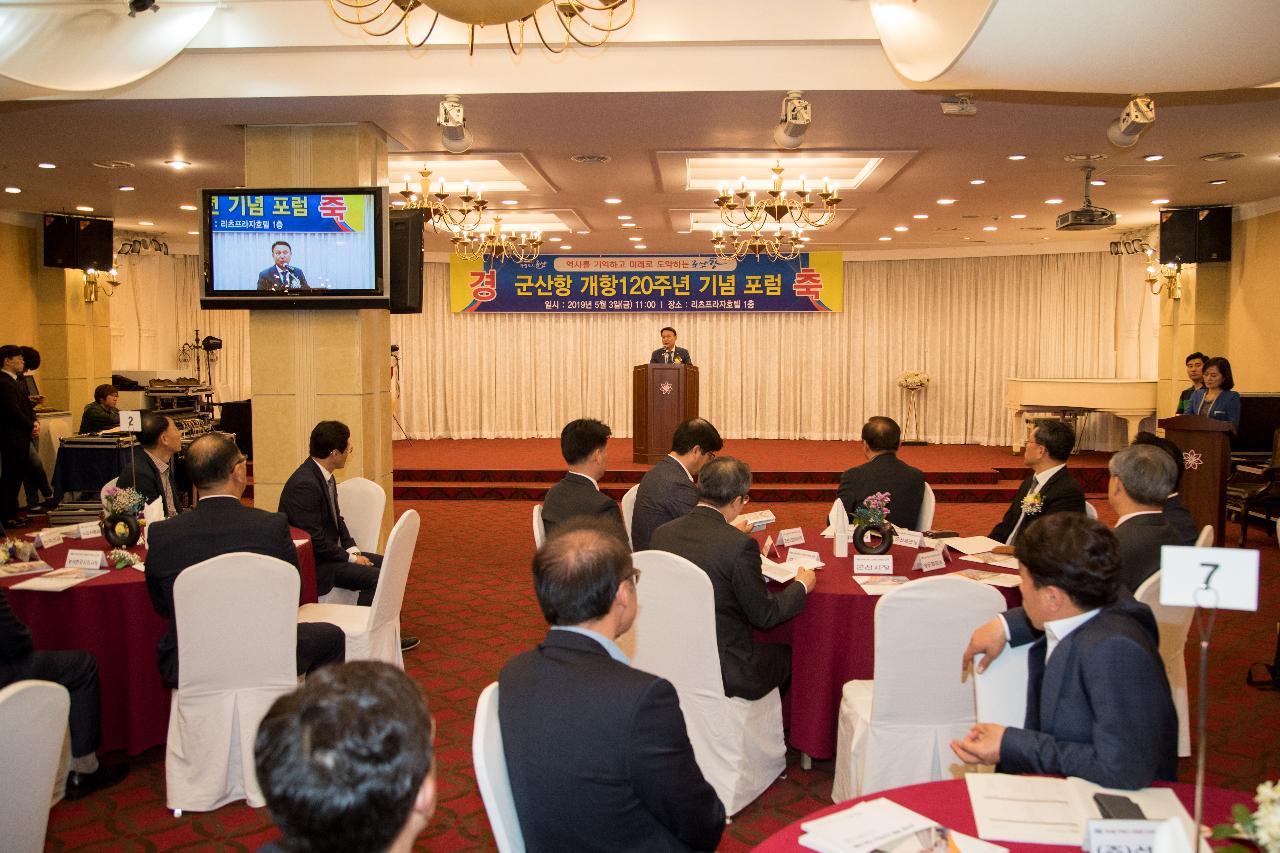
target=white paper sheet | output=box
[800,797,1008,853]
[952,568,1022,587]
[761,557,799,583]
[854,575,909,595]
[0,560,52,576]
[964,552,1021,570]
[938,536,1005,555]
[11,567,109,591]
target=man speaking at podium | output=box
[257,240,310,290]
[650,327,691,365]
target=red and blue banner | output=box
[208,193,368,234]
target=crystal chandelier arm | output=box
[404,10,442,47]
[326,0,402,28]
[532,10,571,54]
[554,0,637,47]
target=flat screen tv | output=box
[200,187,389,310]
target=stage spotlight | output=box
[1107,95,1155,148]
[437,95,474,154]
[200,335,222,352]
[772,90,811,150]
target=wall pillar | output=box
[35,263,112,414]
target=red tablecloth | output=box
[752,778,1241,852]
[754,529,1022,759]
[0,528,316,756]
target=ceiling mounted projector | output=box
[1056,166,1116,231]
[1107,95,1156,148]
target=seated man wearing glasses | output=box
[650,457,816,700]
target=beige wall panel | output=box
[0,221,39,347]
[1227,209,1280,392]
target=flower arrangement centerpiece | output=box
[102,486,145,518]
[1020,492,1045,516]
[106,548,142,570]
[1213,780,1280,853]
[0,537,37,565]
[101,485,146,549]
[897,370,931,392]
[897,370,931,445]
[852,492,895,555]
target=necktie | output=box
[158,467,176,517]
[327,476,341,529]
[665,350,672,363]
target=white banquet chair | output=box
[318,476,387,605]
[832,575,1006,802]
[1134,569,1195,757]
[917,482,937,531]
[618,549,785,816]
[532,505,546,549]
[473,682,526,853]
[166,553,299,814]
[0,680,70,853]
[298,510,420,668]
[621,484,640,548]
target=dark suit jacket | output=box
[278,459,357,592]
[650,346,692,365]
[0,372,34,455]
[989,466,1086,544]
[78,401,119,434]
[256,264,309,290]
[838,452,927,531]
[116,446,181,516]
[1115,512,1186,593]
[145,496,300,689]
[499,630,724,853]
[1163,494,1199,545]
[541,473,623,538]
[1000,597,1178,789]
[649,506,807,699]
[0,590,34,679]
[631,455,698,552]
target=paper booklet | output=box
[936,536,1004,555]
[761,548,825,583]
[854,575,910,595]
[962,552,1020,570]
[741,509,777,530]
[952,568,1023,588]
[800,796,1007,853]
[965,774,1204,849]
[11,567,109,592]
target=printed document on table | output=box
[854,576,909,595]
[799,797,1007,853]
[937,536,1004,555]
[953,568,1023,587]
[761,556,799,583]
[11,567,109,591]
[0,560,51,576]
[964,552,1021,570]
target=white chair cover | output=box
[472,682,526,853]
[0,680,70,853]
[918,482,937,531]
[621,484,640,548]
[1085,501,1099,519]
[167,553,299,812]
[1194,524,1214,547]
[1135,569,1195,757]
[298,510,421,667]
[974,643,1030,729]
[832,575,1006,801]
[100,476,119,509]
[319,477,387,606]
[532,504,545,549]
[619,549,784,816]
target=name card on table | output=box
[37,529,64,549]
[893,529,924,549]
[778,527,805,547]
[76,522,101,540]
[913,549,948,572]
[787,547,824,568]
[1085,820,1167,853]
[64,549,107,570]
[853,554,894,575]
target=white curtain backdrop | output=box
[118,249,1156,450]
[389,251,1156,449]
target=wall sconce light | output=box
[83,266,121,302]
[1146,261,1182,299]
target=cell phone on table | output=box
[1093,793,1146,819]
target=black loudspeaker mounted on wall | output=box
[1159,206,1232,265]
[388,209,426,315]
[43,214,114,270]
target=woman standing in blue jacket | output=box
[1187,356,1241,428]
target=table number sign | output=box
[913,549,947,572]
[787,547,822,568]
[37,529,64,549]
[853,554,894,575]
[119,410,142,432]
[778,528,805,547]
[64,549,107,570]
[893,529,924,549]
[76,522,101,540]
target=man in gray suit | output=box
[1107,444,1186,593]
[631,417,727,551]
[541,418,623,538]
[955,513,1177,790]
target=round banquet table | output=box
[752,778,1241,852]
[0,528,317,756]
[754,528,1022,760]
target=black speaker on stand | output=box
[388,210,426,315]
[1159,206,1232,265]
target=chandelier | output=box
[713,161,843,235]
[711,227,805,262]
[399,168,488,234]
[450,216,543,263]
[326,0,636,55]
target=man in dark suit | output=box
[145,433,345,690]
[955,514,1178,790]
[990,419,1086,546]
[0,344,37,526]
[499,519,724,852]
[1132,431,1200,544]
[1107,444,1186,592]
[838,416,927,531]
[649,457,815,700]
[117,411,183,517]
[631,417,728,551]
[650,325,692,365]
[541,418,623,538]
[257,240,310,290]
[1,590,129,798]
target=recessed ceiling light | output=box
[969,179,986,185]
[621,222,637,228]
[548,236,562,242]
[1201,152,1245,162]
[1208,179,1228,185]
[983,225,998,231]
[963,236,972,241]
[576,231,590,235]
[500,199,518,206]
[936,198,956,205]
[617,215,632,220]
[1143,154,1164,162]
[677,230,692,235]
[893,226,909,232]
[912,214,929,220]
[604,197,622,204]
[75,205,93,212]
[1151,198,1170,204]
[3,187,20,194]
[628,236,642,241]
[138,220,154,226]
[118,185,135,192]
[166,160,191,170]
[559,245,573,250]
[1007,154,1027,161]
[1010,213,1027,219]
[634,244,647,249]
[179,204,197,211]
[37,162,56,169]
[878,236,892,241]
[1090,179,1107,186]
[1044,198,1064,205]
[187,230,200,235]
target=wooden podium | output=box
[633,364,699,464]
[1159,414,1235,546]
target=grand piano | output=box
[1005,378,1158,452]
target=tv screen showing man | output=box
[257,241,310,291]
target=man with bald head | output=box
[145,433,344,689]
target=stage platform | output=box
[391,438,1113,503]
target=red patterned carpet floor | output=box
[43,497,1280,852]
